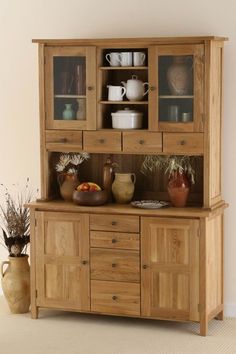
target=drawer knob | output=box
[99,138,105,144]
[82,260,88,265]
[60,138,68,143]
[142,264,148,269]
[180,140,186,146]
[87,86,94,91]
[139,139,145,145]
[111,263,117,268]
[112,295,117,301]
[150,86,156,91]
[111,221,117,226]
[112,238,117,243]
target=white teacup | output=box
[107,85,126,101]
[119,52,132,66]
[106,52,120,66]
[133,52,146,66]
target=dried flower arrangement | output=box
[0,179,36,257]
[141,155,195,184]
[55,152,90,174]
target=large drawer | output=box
[90,214,139,233]
[45,130,82,151]
[91,248,140,282]
[163,133,204,154]
[123,132,162,153]
[83,131,122,152]
[91,280,140,316]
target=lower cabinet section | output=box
[30,208,225,336]
[91,280,140,316]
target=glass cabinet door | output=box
[45,46,96,130]
[149,45,204,132]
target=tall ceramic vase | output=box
[58,173,79,201]
[1,255,30,314]
[167,171,190,207]
[167,56,192,95]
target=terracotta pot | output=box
[58,173,79,201]
[1,255,30,314]
[167,171,190,207]
[112,173,136,204]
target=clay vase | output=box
[167,56,192,95]
[58,173,79,201]
[112,173,136,204]
[167,171,190,207]
[1,255,30,314]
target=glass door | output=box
[149,45,204,132]
[45,46,96,130]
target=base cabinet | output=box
[30,207,224,336]
[141,217,199,321]
[35,212,90,311]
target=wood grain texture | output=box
[91,248,140,282]
[123,132,162,153]
[163,133,204,154]
[90,214,139,232]
[83,131,122,152]
[90,231,140,250]
[91,280,140,316]
[45,130,82,151]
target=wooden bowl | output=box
[72,189,108,206]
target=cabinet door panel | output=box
[35,212,90,311]
[141,217,199,321]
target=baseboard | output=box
[225,303,236,318]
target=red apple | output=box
[79,182,90,191]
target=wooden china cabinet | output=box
[29,36,228,336]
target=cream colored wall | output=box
[0,0,235,315]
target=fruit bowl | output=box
[72,189,108,206]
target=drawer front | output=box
[163,133,204,154]
[83,131,122,152]
[90,231,140,250]
[90,214,139,233]
[91,280,140,316]
[45,130,82,151]
[91,248,140,282]
[123,132,162,153]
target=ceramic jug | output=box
[121,75,149,101]
[58,173,79,201]
[112,173,136,204]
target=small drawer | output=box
[90,231,140,250]
[123,132,162,153]
[91,280,140,316]
[163,133,204,154]
[83,131,122,152]
[45,130,82,151]
[90,214,139,233]
[91,248,140,282]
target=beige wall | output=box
[0,0,235,315]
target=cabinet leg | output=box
[200,318,208,336]
[31,305,38,319]
[215,310,224,320]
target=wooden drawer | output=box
[91,280,140,316]
[90,214,139,233]
[91,248,140,282]
[123,132,162,153]
[83,131,122,152]
[163,133,204,154]
[90,231,140,250]
[45,130,82,151]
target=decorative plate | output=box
[131,200,169,209]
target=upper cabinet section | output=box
[44,46,96,130]
[149,44,204,132]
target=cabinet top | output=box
[32,36,228,46]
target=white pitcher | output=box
[121,75,149,101]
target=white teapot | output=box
[121,75,149,101]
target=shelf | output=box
[100,101,148,105]
[54,95,86,99]
[100,66,148,70]
[159,95,194,99]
